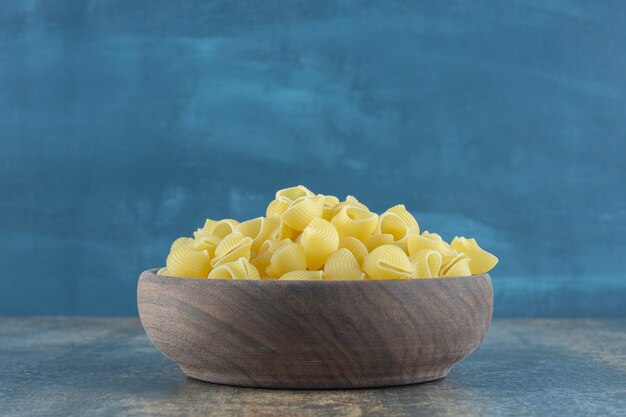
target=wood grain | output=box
[137,270,493,388]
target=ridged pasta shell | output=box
[386,204,420,233]
[208,257,260,280]
[409,249,443,278]
[276,185,314,203]
[192,234,221,251]
[322,195,340,221]
[330,206,378,242]
[440,253,472,277]
[237,217,280,253]
[211,219,240,239]
[170,237,193,252]
[338,236,369,265]
[266,243,307,277]
[324,248,364,280]
[211,232,253,268]
[362,244,415,280]
[300,218,339,270]
[156,267,169,276]
[407,232,457,264]
[166,246,212,278]
[377,212,410,251]
[250,238,291,276]
[279,270,324,280]
[281,195,325,231]
[450,237,499,274]
[331,195,370,217]
[364,233,394,252]
[266,199,290,218]
[272,221,295,240]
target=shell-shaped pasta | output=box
[208,257,260,280]
[166,246,212,278]
[272,221,295,240]
[330,206,378,242]
[157,267,169,276]
[377,212,410,251]
[364,233,395,252]
[440,253,472,277]
[386,204,420,233]
[300,218,339,270]
[280,195,325,231]
[250,238,291,276]
[279,270,324,280]
[331,195,370,217]
[266,243,307,277]
[211,219,240,239]
[211,232,253,268]
[407,232,457,264]
[237,217,280,252]
[324,249,364,280]
[193,219,218,240]
[322,195,340,221]
[409,249,443,278]
[170,237,193,252]
[422,231,443,241]
[276,185,314,203]
[266,199,290,218]
[338,236,368,265]
[362,244,415,280]
[191,234,221,257]
[450,237,499,274]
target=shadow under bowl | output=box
[137,269,493,389]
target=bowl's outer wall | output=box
[137,270,493,388]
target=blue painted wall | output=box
[1,1,625,316]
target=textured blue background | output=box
[1,1,625,316]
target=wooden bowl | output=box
[137,269,493,389]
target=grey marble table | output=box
[0,317,624,417]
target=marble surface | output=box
[1,317,624,416]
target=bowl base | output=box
[179,364,451,389]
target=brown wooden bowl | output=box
[137,269,493,389]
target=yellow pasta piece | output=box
[440,253,472,277]
[276,185,314,203]
[266,242,307,277]
[387,204,420,233]
[237,217,280,252]
[281,195,325,231]
[409,249,443,278]
[407,232,457,264]
[170,237,193,252]
[250,238,291,276]
[450,237,499,274]
[322,195,340,221]
[279,270,324,280]
[266,199,290,218]
[272,221,296,240]
[331,195,370,217]
[166,246,212,278]
[365,233,395,252]
[330,206,378,242]
[211,232,253,268]
[210,219,240,239]
[208,257,260,280]
[300,218,339,270]
[338,236,368,265]
[193,219,218,240]
[156,267,169,276]
[191,234,221,257]
[377,212,410,251]
[324,248,364,280]
[362,244,415,280]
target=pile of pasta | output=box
[158,185,498,280]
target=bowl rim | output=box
[140,268,490,284]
